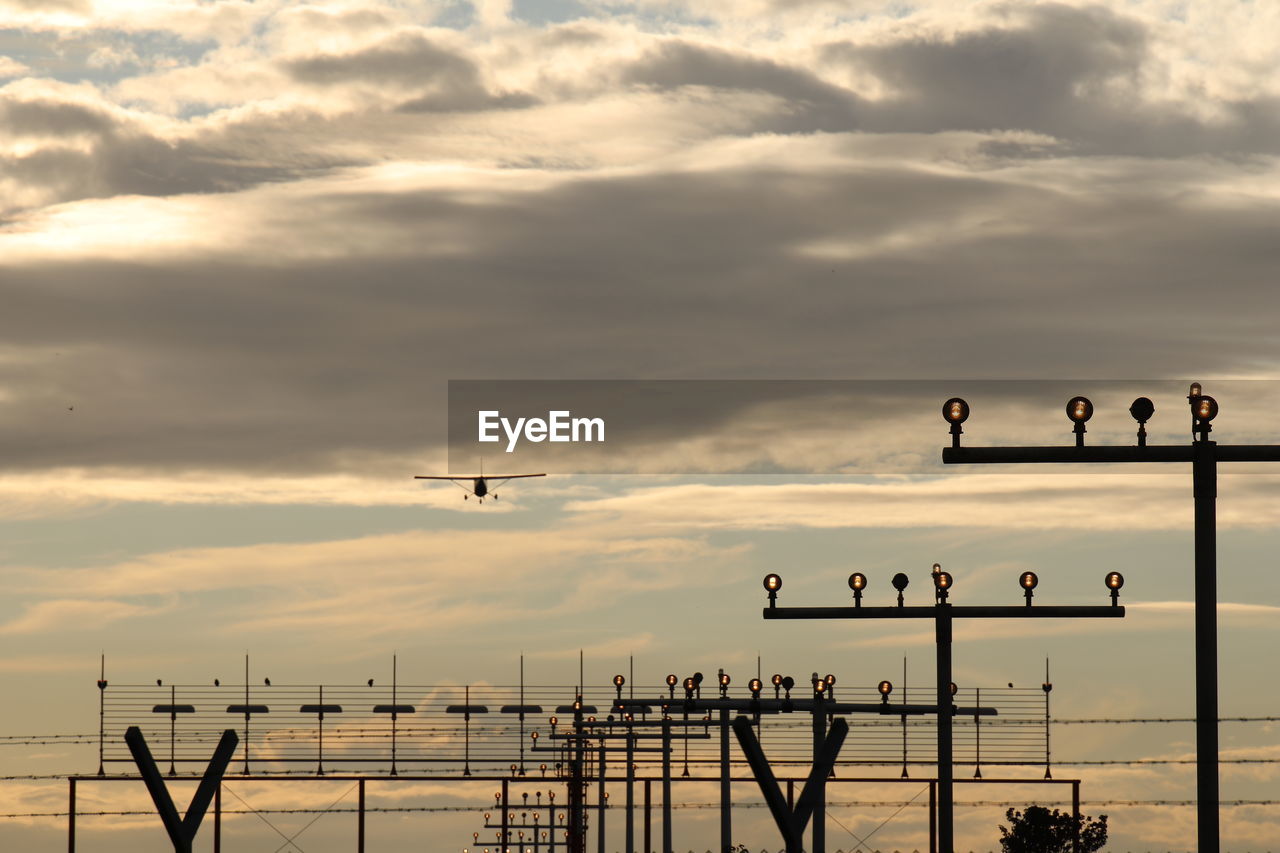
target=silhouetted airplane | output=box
[414,471,545,503]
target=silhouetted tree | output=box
[999,805,1108,852]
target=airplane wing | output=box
[413,474,546,480]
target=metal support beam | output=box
[597,746,606,853]
[124,726,238,853]
[214,784,221,853]
[661,716,672,853]
[644,779,651,853]
[936,605,953,853]
[731,715,848,853]
[626,723,635,853]
[720,707,731,853]
[1072,780,1081,853]
[811,695,825,853]
[1194,441,1219,853]
[502,778,510,853]
[357,778,365,853]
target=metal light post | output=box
[762,567,1123,852]
[942,384,1280,853]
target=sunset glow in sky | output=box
[2,0,1280,850]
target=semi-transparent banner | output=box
[446,380,1279,474]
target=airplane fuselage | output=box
[473,477,488,497]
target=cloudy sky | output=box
[2,0,1279,849]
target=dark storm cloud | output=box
[2,157,1278,473]
[0,94,322,210]
[2,98,119,136]
[824,3,1280,156]
[608,6,1280,154]
[284,32,536,112]
[623,40,860,132]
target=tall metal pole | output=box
[502,779,510,853]
[357,778,365,853]
[625,720,635,853]
[644,779,652,853]
[811,687,825,853]
[720,706,731,853]
[662,715,672,853]
[1194,439,1219,853]
[214,784,221,853]
[1071,780,1081,853]
[936,604,953,853]
[597,745,606,853]
[96,655,106,777]
[68,777,75,853]
[570,703,585,853]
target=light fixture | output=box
[613,674,625,699]
[763,573,782,607]
[943,397,970,448]
[1020,571,1038,605]
[1106,571,1125,606]
[1190,386,1218,441]
[878,680,893,704]
[933,569,953,602]
[892,572,909,607]
[1130,397,1155,447]
[748,678,762,698]
[1066,396,1093,446]
[849,572,866,606]
[1067,396,1093,423]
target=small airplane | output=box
[415,468,545,502]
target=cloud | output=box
[0,598,156,635]
[0,0,88,12]
[283,30,535,112]
[0,83,308,212]
[0,56,30,78]
[563,474,1280,532]
[623,39,859,133]
[822,3,1280,156]
[6,526,744,639]
[0,145,1276,482]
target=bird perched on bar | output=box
[214,679,220,687]
[264,678,271,686]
